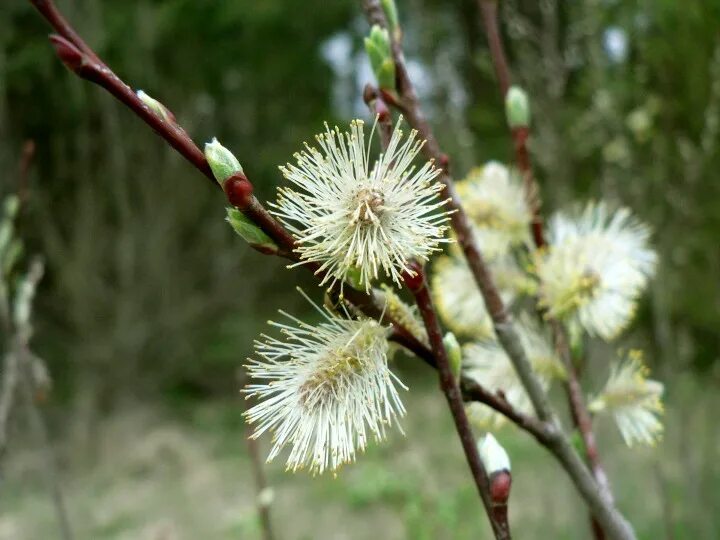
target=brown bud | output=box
[362,83,377,105]
[489,470,512,504]
[375,97,391,122]
[439,153,451,173]
[49,34,84,73]
[223,173,253,209]
[402,261,425,292]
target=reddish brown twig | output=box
[478,0,543,247]
[404,263,508,540]
[489,470,512,539]
[553,320,614,507]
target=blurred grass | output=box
[2,366,718,539]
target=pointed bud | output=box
[505,86,531,129]
[49,35,84,73]
[381,0,399,37]
[490,469,512,505]
[401,261,424,292]
[477,433,511,475]
[377,284,428,346]
[136,90,175,123]
[204,138,244,184]
[226,208,278,254]
[570,429,585,455]
[364,26,395,91]
[223,174,253,209]
[443,332,462,382]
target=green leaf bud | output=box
[136,90,175,123]
[364,26,395,91]
[205,138,244,184]
[226,208,277,253]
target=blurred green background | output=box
[1,0,719,538]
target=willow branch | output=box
[553,321,614,504]
[360,0,552,423]
[29,0,552,447]
[478,0,543,245]
[0,141,37,455]
[360,1,636,538]
[478,0,615,522]
[405,264,507,540]
[31,10,630,534]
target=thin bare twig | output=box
[478,0,543,245]
[405,264,507,540]
[0,140,38,455]
[476,3,615,537]
[0,252,74,540]
[360,0,552,422]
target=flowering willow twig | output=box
[26,0,551,442]
[477,0,615,528]
[30,4,630,536]
[359,0,555,428]
[360,2,636,539]
[404,263,506,540]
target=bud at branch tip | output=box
[364,25,396,92]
